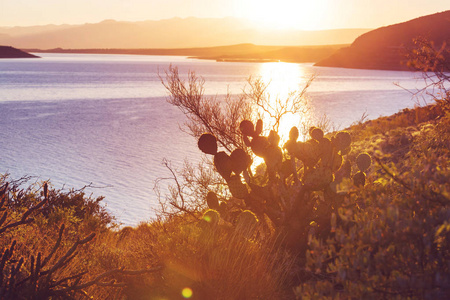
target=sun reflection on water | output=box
[247,62,318,168]
[254,62,316,142]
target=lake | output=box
[0,53,430,226]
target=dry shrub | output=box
[116,216,296,299]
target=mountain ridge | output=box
[0,17,370,49]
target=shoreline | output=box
[22,43,347,64]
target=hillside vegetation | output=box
[1,36,449,299]
[1,100,448,299]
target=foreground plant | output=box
[198,120,371,256]
[0,178,161,299]
[296,109,450,299]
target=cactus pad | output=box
[239,120,255,136]
[251,136,270,157]
[333,131,351,151]
[230,148,251,174]
[203,209,220,226]
[310,127,324,141]
[353,171,366,187]
[236,210,258,228]
[235,210,258,238]
[356,153,372,172]
[206,191,220,210]
[214,151,232,180]
[255,119,263,136]
[198,133,218,155]
[289,126,299,141]
[268,130,281,146]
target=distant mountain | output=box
[0,24,79,37]
[0,17,370,49]
[315,11,450,70]
[0,45,38,58]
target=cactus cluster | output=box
[197,119,371,250]
[198,133,252,199]
[284,126,351,190]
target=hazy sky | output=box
[0,0,448,30]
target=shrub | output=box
[295,112,450,299]
[0,176,160,299]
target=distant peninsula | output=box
[315,10,450,70]
[25,43,347,64]
[0,45,39,58]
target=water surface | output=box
[0,53,429,225]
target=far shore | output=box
[23,43,347,64]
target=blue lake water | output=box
[0,53,430,226]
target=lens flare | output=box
[182,287,193,298]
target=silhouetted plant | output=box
[160,67,372,258]
[157,65,314,218]
[198,121,371,256]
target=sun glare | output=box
[249,62,316,167]
[256,62,315,141]
[236,0,331,30]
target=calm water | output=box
[0,53,429,226]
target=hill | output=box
[0,45,38,58]
[0,17,370,49]
[315,10,450,70]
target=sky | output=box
[0,0,449,30]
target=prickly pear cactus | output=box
[352,152,372,187]
[196,121,371,252]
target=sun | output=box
[235,0,331,30]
